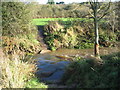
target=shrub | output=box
[62,52,120,88]
[2,2,41,55]
[2,2,34,36]
[43,21,94,50]
[2,36,40,55]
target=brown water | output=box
[34,47,120,61]
[49,47,120,56]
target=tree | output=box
[2,2,35,36]
[108,3,116,33]
[115,1,120,41]
[47,0,55,4]
[89,0,111,57]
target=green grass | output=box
[32,18,93,26]
[25,77,48,88]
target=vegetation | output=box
[1,1,120,89]
[47,0,55,4]
[2,2,41,55]
[25,78,48,88]
[1,1,45,88]
[2,2,32,36]
[43,20,118,50]
[62,52,120,88]
[89,0,111,57]
[32,2,119,51]
[0,50,47,88]
[0,52,35,88]
[32,18,93,25]
[35,4,89,18]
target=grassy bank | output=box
[1,2,47,88]
[0,49,47,88]
[25,78,48,88]
[62,52,120,88]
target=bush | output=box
[62,52,120,88]
[2,2,34,36]
[36,4,89,18]
[43,21,94,50]
[2,2,41,54]
[2,36,40,55]
[43,22,76,50]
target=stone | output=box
[35,54,71,84]
[41,70,65,84]
[56,61,70,70]
[55,55,73,60]
[36,64,57,77]
[40,50,51,54]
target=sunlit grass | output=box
[32,18,106,26]
[32,18,94,25]
[25,77,48,88]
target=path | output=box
[37,26,48,50]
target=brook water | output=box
[33,47,120,84]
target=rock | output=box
[41,70,65,84]
[37,68,57,77]
[56,61,70,70]
[35,54,71,84]
[38,50,51,54]
[36,61,57,77]
[55,55,73,61]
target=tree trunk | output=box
[94,4,100,57]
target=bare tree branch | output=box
[98,2,111,21]
[90,1,95,11]
[97,3,107,13]
[88,10,95,18]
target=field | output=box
[32,18,107,26]
[32,18,94,26]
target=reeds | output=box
[0,49,36,88]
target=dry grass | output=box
[0,48,36,88]
[2,36,40,55]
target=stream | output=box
[33,47,120,84]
